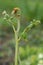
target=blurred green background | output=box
[0,0,43,21]
[0,0,43,65]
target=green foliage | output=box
[19,46,43,65]
[0,0,43,65]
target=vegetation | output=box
[0,0,43,65]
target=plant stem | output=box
[15,31,18,65]
[14,19,20,65]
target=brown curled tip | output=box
[13,8,20,14]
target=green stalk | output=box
[15,31,18,65]
[13,19,20,65]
